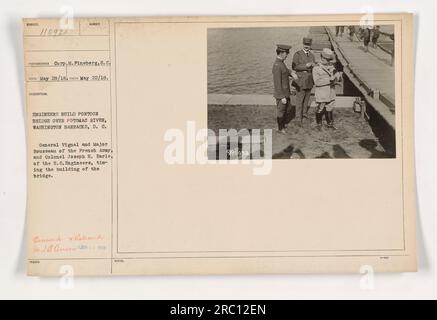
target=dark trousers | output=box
[275,98,291,130]
[296,88,312,120]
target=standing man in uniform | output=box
[292,37,316,122]
[362,25,372,52]
[312,48,342,130]
[272,44,296,134]
[389,33,395,66]
[371,25,381,48]
[348,25,356,41]
[335,26,344,37]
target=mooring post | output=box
[361,99,366,119]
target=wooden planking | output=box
[327,26,395,112]
[208,94,358,108]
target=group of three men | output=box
[272,37,342,134]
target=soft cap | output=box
[321,48,334,60]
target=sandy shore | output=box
[208,105,390,159]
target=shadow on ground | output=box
[208,105,391,159]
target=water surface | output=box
[208,27,310,95]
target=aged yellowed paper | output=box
[24,14,416,276]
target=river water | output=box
[207,25,394,95]
[207,27,310,95]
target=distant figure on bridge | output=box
[390,33,395,66]
[272,44,296,134]
[312,48,342,130]
[371,25,381,48]
[361,25,372,52]
[335,26,344,37]
[292,37,316,122]
[347,26,356,41]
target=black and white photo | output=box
[208,25,396,159]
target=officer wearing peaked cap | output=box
[272,44,296,133]
[292,37,316,122]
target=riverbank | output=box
[208,104,390,159]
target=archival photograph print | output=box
[207,25,396,160]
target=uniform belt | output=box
[315,83,331,87]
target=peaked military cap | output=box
[303,37,313,45]
[276,44,291,53]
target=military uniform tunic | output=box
[272,57,293,119]
[312,62,341,111]
[272,57,292,99]
[291,50,315,90]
